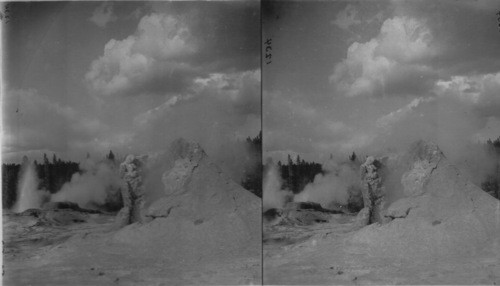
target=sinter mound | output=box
[111,138,261,262]
[350,140,500,259]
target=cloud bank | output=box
[264,1,500,165]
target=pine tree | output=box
[349,152,357,162]
[107,150,115,161]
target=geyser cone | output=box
[112,138,261,262]
[350,140,500,259]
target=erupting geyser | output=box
[13,161,48,212]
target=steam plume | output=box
[263,163,292,210]
[294,160,359,207]
[51,158,124,210]
[14,161,50,212]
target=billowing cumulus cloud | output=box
[4,2,260,170]
[264,0,500,176]
[86,2,260,99]
[82,3,261,168]
[86,13,198,96]
[330,16,438,98]
[435,73,500,116]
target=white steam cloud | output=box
[263,163,292,210]
[14,162,50,213]
[51,159,124,210]
[294,160,360,208]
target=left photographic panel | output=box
[1,1,262,285]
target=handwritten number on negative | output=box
[497,10,500,31]
[265,38,272,65]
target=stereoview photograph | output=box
[2,1,261,284]
[262,1,500,284]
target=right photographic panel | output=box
[262,1,500,285]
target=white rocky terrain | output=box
[3,138,261,285]
[264,140,500,285]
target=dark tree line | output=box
[278,154,324,194]
[37,153,81,194]
[2,163,21,209]
[241,131,262,198]
[2,153,81,209]
[481,137,500,199]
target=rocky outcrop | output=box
[350,140,500,259]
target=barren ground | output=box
[3,210,260,285]
[264,213,500,285]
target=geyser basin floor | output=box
[264,213,500,285]
[3,210,260,285]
